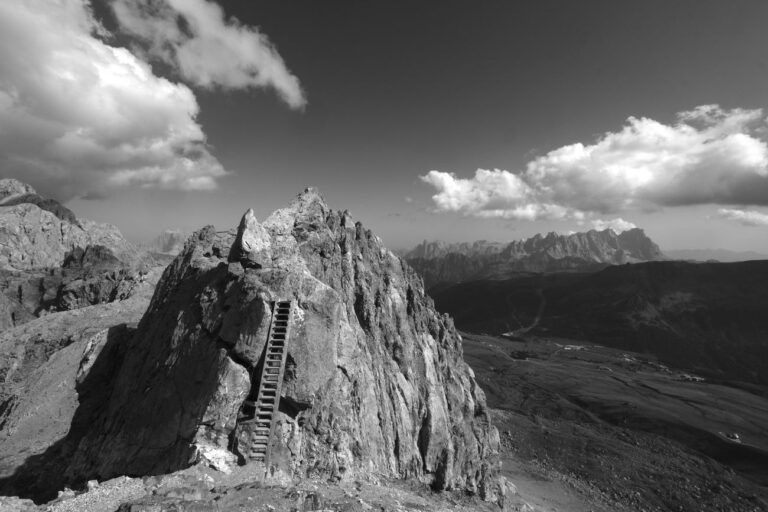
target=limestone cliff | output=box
[0,179,141,270]
[65,189,503,501]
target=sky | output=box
[2,1,768,252]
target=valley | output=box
[463,332,768,512]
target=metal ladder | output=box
[239,300,293,465]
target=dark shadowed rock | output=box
[62,245,121,269]
[63,189,504,503]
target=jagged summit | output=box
[45,187,507,503]
[406,227,665,287]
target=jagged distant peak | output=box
[405,227,665,287]
[408,227,659,261]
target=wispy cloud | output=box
[422,105,768,221]
[717,208,768,226]
[0,0,303,200]
[112,0,306,109]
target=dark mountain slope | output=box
[432,260,768,386]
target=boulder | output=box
[64,189,503,502]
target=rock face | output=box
[0,179,141,271]
[0,248,151,334]
[64,189,503,501]
[407,228,665,288]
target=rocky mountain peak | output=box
[62,188,506,504]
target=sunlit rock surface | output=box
[65,188,504,502]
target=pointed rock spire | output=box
[228,208,272,268]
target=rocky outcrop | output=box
[63,189,504,502]
[0,179,142,271]
[407,228,666,287]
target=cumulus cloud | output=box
[422,105,768,221]
[0,0,228,199]
[590,218,637,233]
[112,0,306,109]
[0,0,305,201]
[717,208,768,227]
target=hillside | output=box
[463,332,768,512]
[430,260,768,386]
[665,248,768,262]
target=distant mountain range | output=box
[405,228,665,287]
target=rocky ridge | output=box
[0,188,506,506]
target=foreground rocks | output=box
[26,463,525,512]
